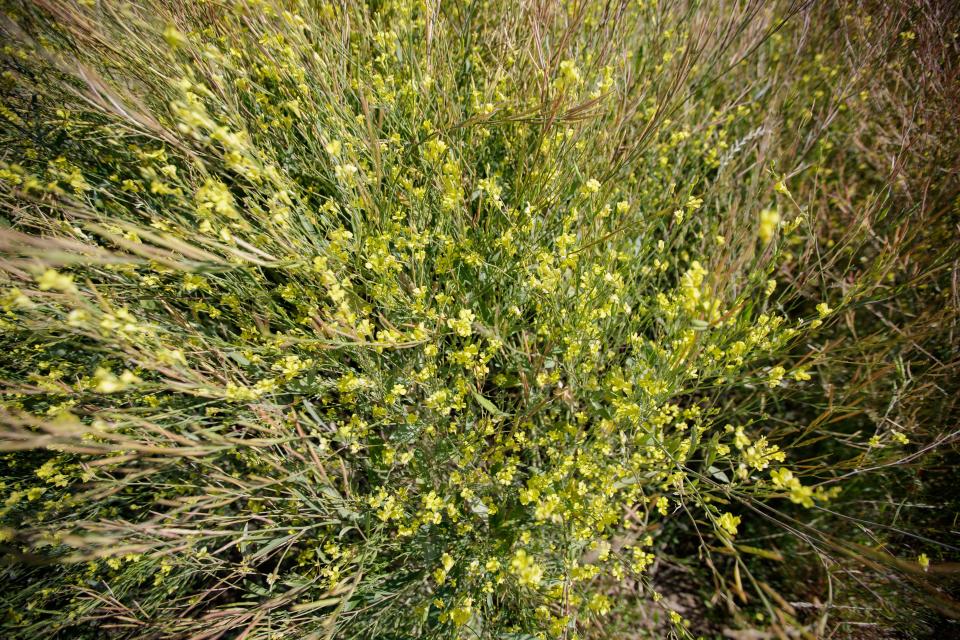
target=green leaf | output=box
[292,597,342,612]
[471,388,508,416]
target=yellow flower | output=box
[767,365,786,388]
[789,483,814,508]
[587,593,611,615]
[441,552,455,572]
[717,512,741,536]
[555,59,581,90]
[334,163,359,185]
[449,598,473,626]
[447,309,475,337]
[424,138,448,164]
[163,25,187,48]
[3,288,32,309]
[93,368,141,393]
[653,496,669,516]
[758,208,780,243]
[510,549,543,587]
[37,269,77,294]
[770,467,794,488]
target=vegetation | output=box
[0,0,957,638]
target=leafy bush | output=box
[0,1,956,638]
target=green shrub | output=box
[0,1,956,638]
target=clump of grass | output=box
[735,1,960,635]
[0,1,956,639]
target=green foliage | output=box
[0,1,956,638]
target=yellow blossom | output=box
[717,512,741,536]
